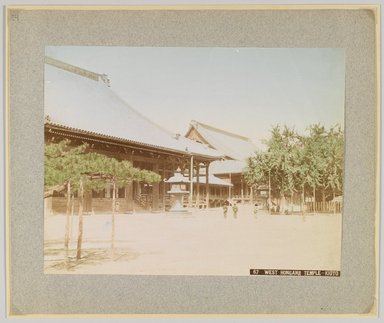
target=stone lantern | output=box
[165,167,190,213]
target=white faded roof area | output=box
[166,173,232,186]
[209,160,247,175]
[189,120,257,160]
[44,62,222,159]
[193,175,233,187]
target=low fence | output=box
[46,195,342,215]
[305,201,342,214]
[47,197,132,214]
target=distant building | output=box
[185,120,258,203]
[44,57,231,213]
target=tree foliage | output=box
[44,139,161,195]
[243,124,344,206]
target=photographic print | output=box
[43,46,345,276]
[7,5,379,317]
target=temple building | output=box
[185,120,259,203]
[44,57,232,214]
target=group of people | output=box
[222,201,260,219]
[222,202,238,219]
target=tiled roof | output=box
[187,120,257,160]
[193,175,233,187]
[44,58,222,159]
[209,160,247,175]
[166,174,232,186]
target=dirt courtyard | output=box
[44,204,342,275]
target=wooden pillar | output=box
[152,163,160,212]
[205,163,210,208]
[136,181,141,195]
[196,164,200,207]
[241,177,244,204]
[189,155,193,207]
[125,153,134,213]
[105,184,111,198]
[126,182,133,213]
[162,161,166,211]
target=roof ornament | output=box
[100,74,111,87]
[44,115,51,124]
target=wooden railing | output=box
[305,201,342,213]
[49,194,261,215]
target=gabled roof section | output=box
[44,57,222,159]
[186,120,257,160]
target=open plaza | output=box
[44,205,342,276]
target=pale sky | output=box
[45,46,345,148]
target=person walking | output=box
[223,203,228,219]
[254,203,259,218]
[232,202,238,219]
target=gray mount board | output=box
[7,7,378,315]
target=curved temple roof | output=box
[44,58,222,160]
[186,120,257,161]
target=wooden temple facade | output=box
[45,124,228,213]
[185,120,260,205]
[44,57,231,214]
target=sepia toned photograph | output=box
[6,4,380,317]
[43,46,345,276]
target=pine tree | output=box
[44,140,161,263]
[243,124,343,215]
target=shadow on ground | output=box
[44,246,139,272]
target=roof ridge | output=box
[45,56,110,86]
[191,120,252,142]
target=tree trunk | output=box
[280,193,285,214]
[301,185,305,215]
[268,170,271,214]
[64,181,71,266]
[313,185,316,214]
[111,181,116,251]
[76,178,84,260]
[70,194,75,241]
